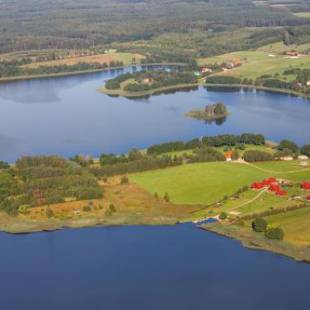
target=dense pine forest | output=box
[1,0,310,53]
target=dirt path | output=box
[229,188,268,213]
[233,159,310,175]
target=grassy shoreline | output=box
[202,223,310,262]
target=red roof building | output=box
[301,182,310,190]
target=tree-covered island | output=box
[186,102,229,121]
[99,70,199,97]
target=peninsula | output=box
[99,70,199,97]
[1,133,310,262]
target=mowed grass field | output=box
[131,162,269,205]
[198,48,310,81]
[22,52,145,69]
[131,161,310,205]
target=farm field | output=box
[131,160,310,205]
[264,207,310,246]
[131,162,269,205]
[198,48,310,81]
[22,52,144,69]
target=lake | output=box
[0,67,309,162]
[1,224,310,310]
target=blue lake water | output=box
[1,224,310,310]
[0,68,309,162]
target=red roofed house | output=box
[301,182,310,190]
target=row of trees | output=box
[147,133,266,155]
[0,61,124,78]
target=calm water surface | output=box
[0,68,309,161]
[1,224,310,310]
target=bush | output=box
[0,161,9,169]
[164,192,170,203]
[243,150,273,162]
[83,205,91,212]
[120,176,129,184]
[46,207,54,218]
[219,212,227,220]
[252,218,267,232]
[264,226,284,240]
[231,150,240,160]
[109,203,116,213]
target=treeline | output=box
[147,133,265,155]
[0,61,124,78]
[90,156,182,177]
[105,70,198,92]
[205,70,310,95]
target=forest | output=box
[1,0,310,53]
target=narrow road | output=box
[229,188,268,213]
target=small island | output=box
[186,102,230,121]
[99,70,199,98]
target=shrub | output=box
[109,203,116,213]
[120,176,129,184]
[154,192,159,199]
[264,226,284,240]
[83,205,91,212]
[164,192,170,203]
[252,218,267,232]
[0,161,9,169]
[46,207,54,218]
[243,150,273,162]
[231,150,240,160]
[219,212,227,220]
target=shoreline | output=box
[201,222,310,263]
[204,83,310,100]
[0,62,187,84]
[0,66,309,100]
[98,83,199,98]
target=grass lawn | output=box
[131,162,269,205]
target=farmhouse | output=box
[280,156,294,161]
[301,182,310,190]
[224,150,233,161]
[285,50,299,57]
[200,67,213,74]
[223,60,241,70]
[142,78,152,84]
[298,155,309,160]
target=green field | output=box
[198,48,310,81]
[131,162,269,205]
[131,160,310,205]
[264,207,310,246]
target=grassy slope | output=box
[264,207,310,246]
[131,162,269,205]
[198,45,310,81]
